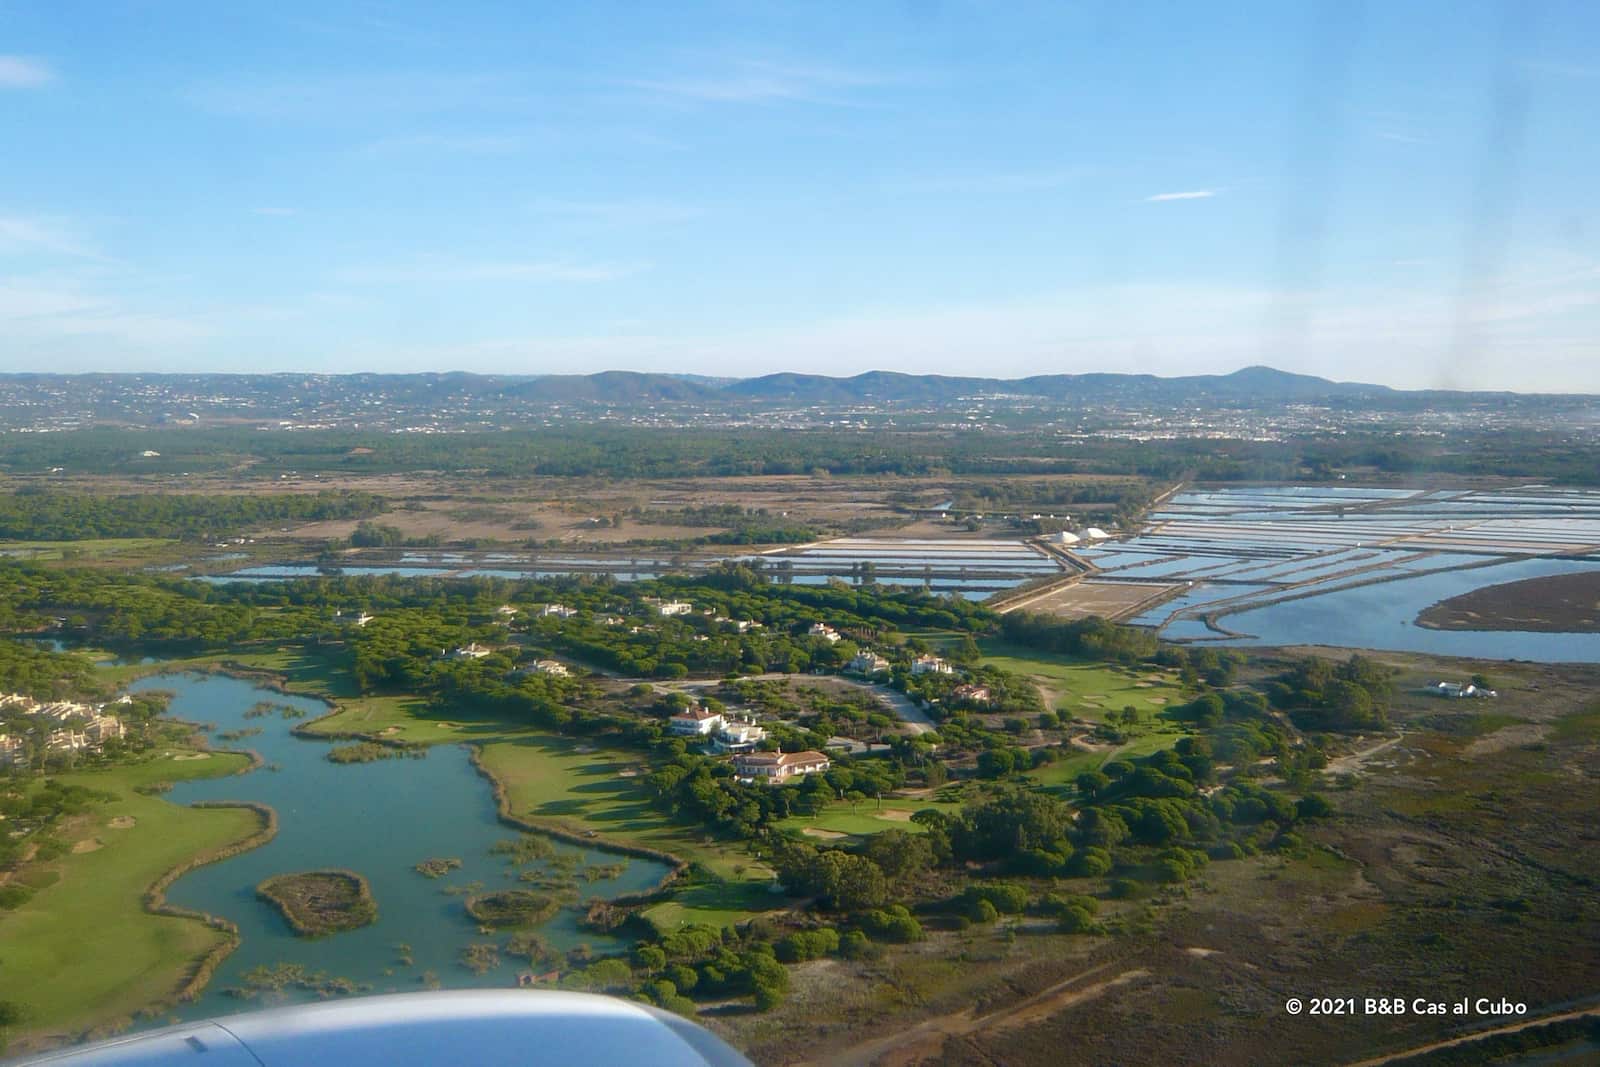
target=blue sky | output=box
[1,0,1597,390]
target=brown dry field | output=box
[15,471,1134,547]
[713,651,1600,1067]
[1416,570,1600,633]
[1004,579,1184,620]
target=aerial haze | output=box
[2,1,1598,390]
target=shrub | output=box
[0,885,35,910]
[963,882,1030,914]
[839,931,879,960]
[1056,905,1101,934]
[1108,878,1143,900]
[1068,847,1113,878]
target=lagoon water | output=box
[135,674,669,1018]
[1214,557,1600,661]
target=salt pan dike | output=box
[1075,486,1600,662]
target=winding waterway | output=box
[132,673,670,1018]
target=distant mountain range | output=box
[0,366,1569,432]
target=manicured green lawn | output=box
[0,753,259,1047]
[475,735,782,929]
[0,538,174,562]
[979,639,1183,722]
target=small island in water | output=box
[257,870,378,936]
[464,889,564,927]
[1417,571,1600,633]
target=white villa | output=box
[848,651,891,675]
[713,720,767,753]
[911,655,954,676]
[530,660,570,677]
[447,643,494,660]
[667,706,725,736]
[650,600,694,617]
[807,623,841,643]
[732,749,831,784]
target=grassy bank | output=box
[979,639,1183,721]
[0,752,260,1050]
[472,735,781,932]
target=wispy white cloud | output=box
[620,60,891,105]
[0,215,103,260]
[1375,130,1431,145]
[0,55,54,88]
[359,131,530,155]
[528,198,701,227]
[189,72,534,120]
[892,168,1092,194]
[335,257,643,285]
[1144,190,1217,202]
[0,278,211,345]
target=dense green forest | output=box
[1,426,1594,483]
[0,490,385,541]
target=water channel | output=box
[133,673,670,1018]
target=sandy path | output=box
[1322,734,1405,777]
[806,962,1149,1067]
[1340,999,1600,1067]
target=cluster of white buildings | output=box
[665,702,817,767]
[845,648,952,677]
[1431,681,1498,699]
[848,651,891,675]
[0,693,128,766]
[808,622,841,643]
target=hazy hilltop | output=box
[0,364,1555,433]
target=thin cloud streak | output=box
[620,60,893,105]
[334,257,644,285]
[1145,190,1217,202]
[0,56,54,88]
[528,198,702,227]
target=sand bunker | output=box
[802,827,848,840]
[108,816,137,829]
[72,838,103,854]
[172,752,211,761]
